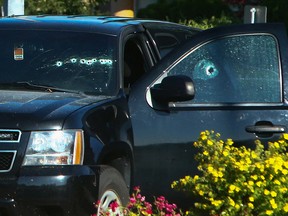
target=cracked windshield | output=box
[0,30,116,95]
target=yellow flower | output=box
[283,203,288,212]
[245,157,252,164]
[223,150,229,157]
[229,184,240,194]
[199,190,204,196]
[273,142,280,148]
[200,132,207,140]
[251,151,257,159]
[269,174,274,180]
[229,184,236,191]
[248,203,254,209]
[282,169,288,175]
[180,176,191,186]
[256,181,262,187]
[264,189,270,195]
[235,186,240,192]
[191,131,288,215]
[270,199,277,209]
[211,199,222,207]
[283,133,288,140]
[228,197,235,207]
[251,175,258,180]
[235,204,240,210]
[280,187,288,193]
[184,175,191,181]
[271,191,277,197]
[171,181,177,188]
[284,161,288,169]
[226,139,234,145]
[217,171,223,178]
[207,165,213,173]
[207,140,213,146]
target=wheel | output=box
[97,166,129,216]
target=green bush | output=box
[137,0,239,29]
[137,0,232,22]
[95,131,288,216]
[179,13,234,29]
[24,0,110,15]
[172,130,288,216]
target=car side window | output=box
[143,23,199,58]
[124,38,150,93]
[167,34,281,104]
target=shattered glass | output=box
[168,35,281,104]
[0,30,117,95]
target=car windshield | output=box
[0,30,117,95]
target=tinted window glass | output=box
[168,35,281,103]
[0,30,117,95]
[144,23,200,57]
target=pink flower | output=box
[92,186,181,216]
[129,197,136,204]
[157,196,165,202]
[145,208,153,214]
[136,193,142,199]
[133,186,140,192]
[109,201,119,212]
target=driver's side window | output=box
[168,35,281,104]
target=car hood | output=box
[0,90,107,130]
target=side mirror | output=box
[150,75,194,109]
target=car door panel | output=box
[128,23,288,206]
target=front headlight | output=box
[23,130,84,166]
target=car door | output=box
[128,23,288,206]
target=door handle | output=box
[246,125,286,134]
[246,121,286,135]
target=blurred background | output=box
[0,0,288,29]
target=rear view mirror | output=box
[150,75,194,109]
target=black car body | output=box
[1,15,288,216]
[0,15,199,216]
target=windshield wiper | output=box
[0,82,81,94]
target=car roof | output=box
[0,15,189,36]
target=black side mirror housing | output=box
[150,75,194,109]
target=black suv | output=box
[1,16,288,216]
[0,15,199,216]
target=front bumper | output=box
[0,165,99,216]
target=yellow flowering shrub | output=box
[172,131,288,216]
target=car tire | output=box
[97,165,129,215]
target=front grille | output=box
[0,151,16,172]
